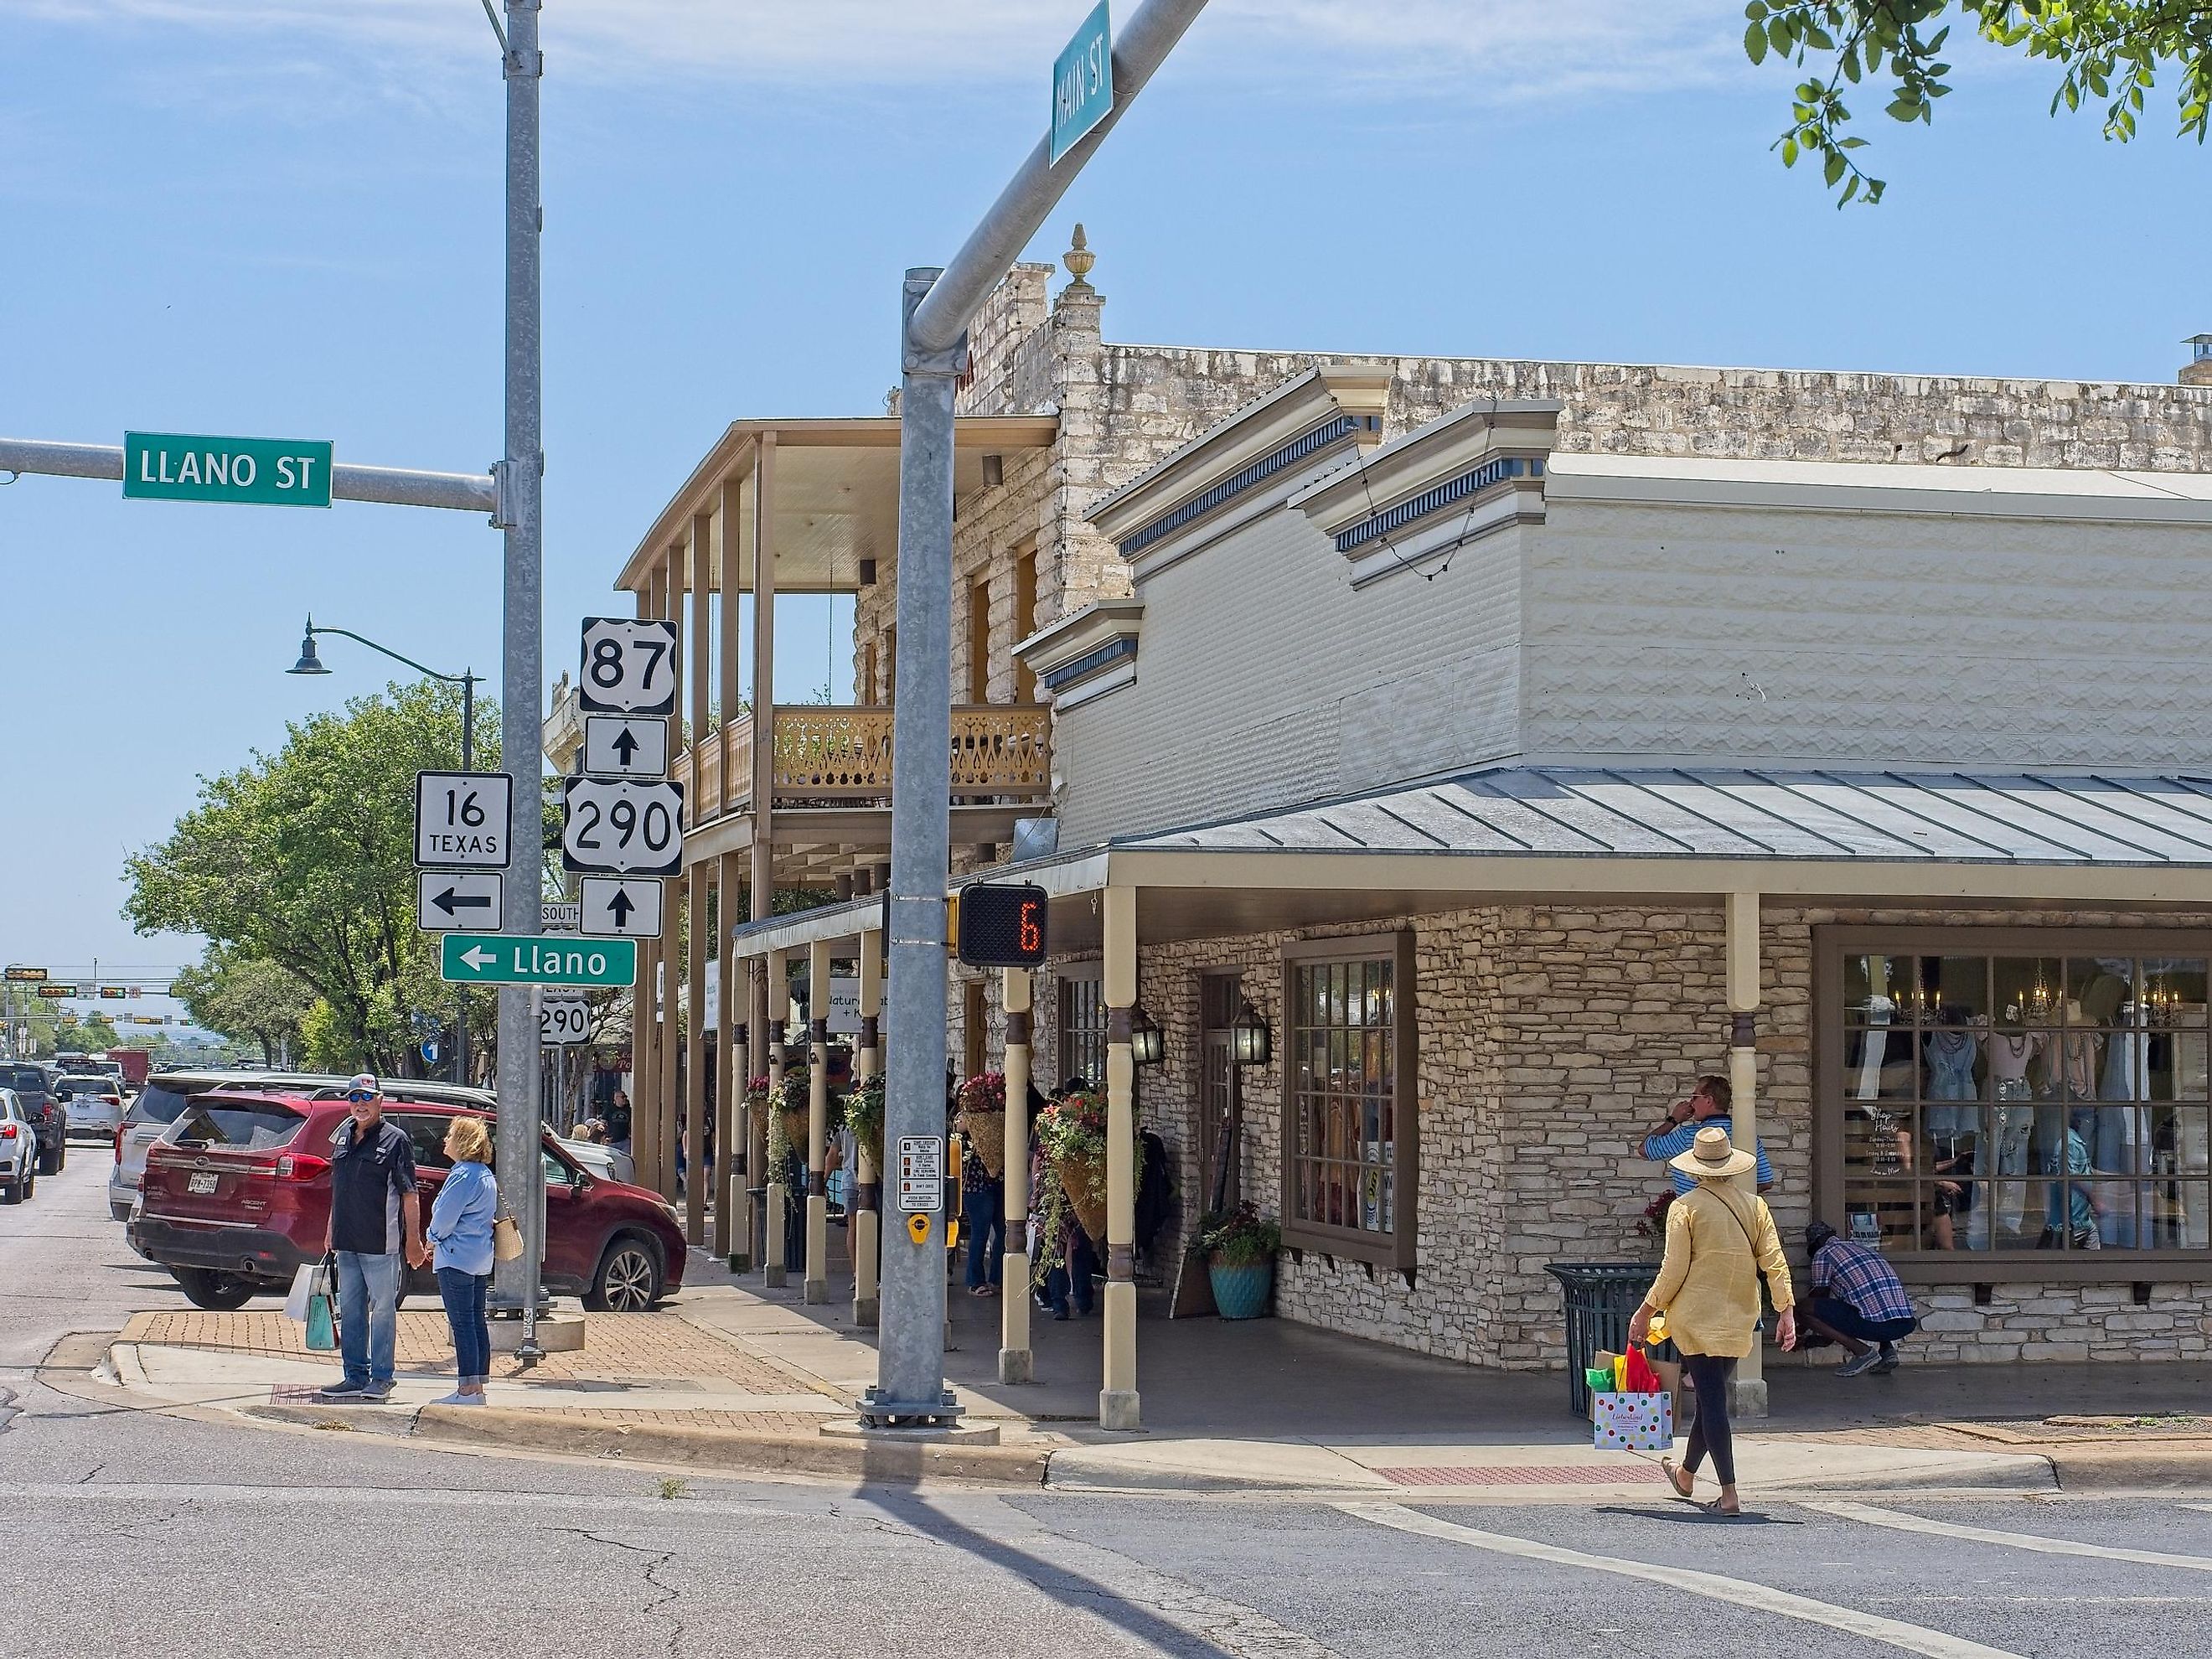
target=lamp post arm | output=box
[308,625,466,686]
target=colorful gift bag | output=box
[1592,1389,1673,1451]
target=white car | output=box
[0,1091,39,1202]
[56,1075,127,1141]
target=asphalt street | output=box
[6,1147,2212,1658]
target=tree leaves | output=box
[1745,3,2212,202]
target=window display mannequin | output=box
[2039,1000,2101,1243]
[1981,1012,2041,1243]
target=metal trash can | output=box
[1546,1260,1670,1416]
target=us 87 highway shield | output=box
[560,777,684,876]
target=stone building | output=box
[628,230,2212,1424]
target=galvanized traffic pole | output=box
[488,0,548,1360]
[867,0,1212,1429]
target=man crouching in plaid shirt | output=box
[1802,1221,1919,1377]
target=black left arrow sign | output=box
[434,886,494,917]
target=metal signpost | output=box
[867,0,1210,1431]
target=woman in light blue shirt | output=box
[426,1115,499,1405]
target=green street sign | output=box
[439,933,636,988]
[1051,2,1113,166]
[124,431,334,508]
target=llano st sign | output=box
[439,933,636,989]
[124,432,334,508]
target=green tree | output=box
[1746,3,2212,202]
[170,948,316,1067]
[55,1013,122,1052]
[124,680,502,1077]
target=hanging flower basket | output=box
[845,1073,885,1176]
[954,1072,1008,1177]
[1034,1088,1139,1246]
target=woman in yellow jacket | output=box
[1628,1126,1798,1516]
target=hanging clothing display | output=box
[1923,1029,1979,1139]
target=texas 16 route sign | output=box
[577,618,678,716]
[561,778,684,876]
[415,772,514,869]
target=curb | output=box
[409,1405,1052,1487]
[2047,1443,2212,1491]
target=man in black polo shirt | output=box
[318,1074,427,1403]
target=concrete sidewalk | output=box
[94,1244,2212,1495]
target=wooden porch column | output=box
[804,937,832,1303]
[630,580,664,1195]
[683,858,709,1246]
[748,959,770,1274]
[748,436,778,925]
[1726,888,1767,1419]
[1100,885,1140,1430]
[1000,966,1035,1384]
[690,509,712,823]
[763,946,789,1288]
[657,542,684,1204]
[717,851,743,1269]
[718,476,743,820]
[853,924,883,1327]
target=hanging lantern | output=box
[1129,1005,1164,1067]
[1232,998,1271,1067]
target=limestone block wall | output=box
[1114,900,2212,1372]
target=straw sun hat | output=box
[1670,1124,1757,1181]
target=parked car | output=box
[112,1070,507,1227]
[0,1063,63,1176]
[56,1074,126,1141]
[0,1090,39,1202]
[132,1091,687,1313]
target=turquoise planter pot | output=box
[1208,1258,1274,1320]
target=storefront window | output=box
[1825,930,2211,1269]
[1281,933,1416,1269]
[1057,969,1105,1090]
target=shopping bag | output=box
[283,1264,318,1324]
[305,1289,338,1351]
[1593,1389,1673,1451]
[494,1214,524,1263]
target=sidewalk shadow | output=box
[1594,1505,1800,1525]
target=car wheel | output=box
[586,1234,664,1312]
[36,1140,62,1177]
[172,1267,256,1310]
[20,1171,32,1201]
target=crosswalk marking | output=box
[1336,1503,2022,1659]
[1810,1500,2212,1574]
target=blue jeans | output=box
[335,1249,401,1387]
[1046,1228,1096,1316]
[437,1266,490,1384]
[964,1183,1005,1289]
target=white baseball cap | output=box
[346,1073,380,1099]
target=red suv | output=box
[132,1092,686,1314]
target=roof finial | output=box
[1062,222,1096,293]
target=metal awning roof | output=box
[1121,767,2212,866]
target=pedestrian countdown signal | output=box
[956,883,1048,969]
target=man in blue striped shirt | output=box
[1642,1073,1775,1197]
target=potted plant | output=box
[954,1071,1008,1176]
[1198,1202,1281,1320]
[1634,1191,1674,1260]
[1033,1088,1138,1246]
[845,1072,885,1176]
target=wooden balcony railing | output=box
[672,704,1049,824]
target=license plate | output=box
[188,1172,219,1195]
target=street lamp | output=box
[287,615,483,1084]
[290,616,481,771]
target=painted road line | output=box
[1810,1500,2212,1574]
[1336,1503,2022,1659]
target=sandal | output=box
[1701,1497,1743,1518]
[1660,1455,1696,1501]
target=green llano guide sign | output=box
[440,933,637,988]
[124,432,334,508]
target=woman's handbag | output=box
[493,1213,525,1263]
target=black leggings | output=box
[1681,1352,1738,1486]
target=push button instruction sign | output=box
[123,432,333,508]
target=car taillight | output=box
[273,1153,330,1181]
[0,1125,16,1140]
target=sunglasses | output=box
[347,1091,377,1104]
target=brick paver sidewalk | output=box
[121,1308,816,1394]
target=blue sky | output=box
[6,0,2212,965]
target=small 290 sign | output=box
[957,883,1048,969]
